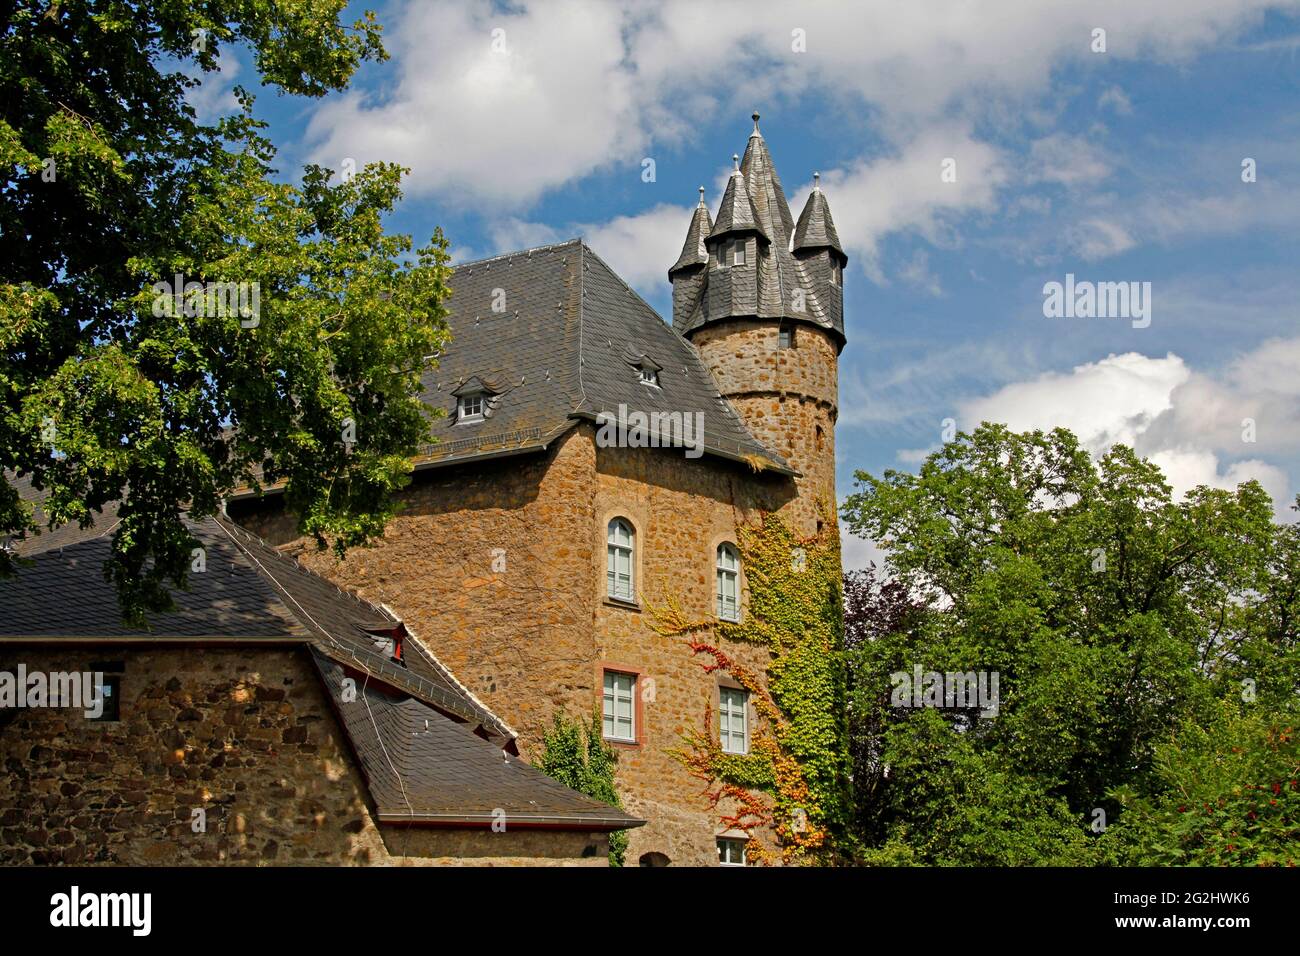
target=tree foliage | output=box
[1,1,451,621]
[841,424,1299,865]
[536,712,629,866]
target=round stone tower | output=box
[669,113,846,537]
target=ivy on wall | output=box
[652,502,851,864]
[537,712,629,866]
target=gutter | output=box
[224,424,578,500]
[568,409,799,477]
[376,811,645,831]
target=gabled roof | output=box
[411,239,793,474]
[315,651,640,828]
[0,489,642,832]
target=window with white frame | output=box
[638,367,659,387]
[719,686,748,754]
[602,671,636,742]
[717,837,747,866]
[716,543,740,621]
[607,518,635,602]
[830,257,842,285]
[457,393,484,422]
[731,238,746,266]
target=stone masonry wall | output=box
[0,646,606,866]
[592,437,794,865]
[228,421,808,866]
[689,319,839,538]
[233,426,600,759]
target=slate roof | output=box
[670,188,713,274]
[671,116,847,349]
[709,163,765,239]
[0,489,642,832]
[314,651,639,827]
[792,179,844,255]
[413,239,793,474]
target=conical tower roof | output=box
[708,155,765,240]
[670,113,847,351]
[793,173,844,256]
[670,186,713,274]
[738,112,795,243]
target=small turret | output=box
[669,186,713,324]
[792,171,846,325]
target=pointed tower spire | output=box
[672,114,845,352]
[670,185,714,274]
[709,155,765,239]
[793,172,844,256]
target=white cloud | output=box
[1062,217,1138,260]
[805,125,1008,279]
[301,0,1289,207]
[185,50,242,122]
[305,1,644,207]
[1097,86,1135,115]
[487,202,692,289]
[958,346,1300,515]
[961,352,1189,452]
[1029,133,1112,186]
[840,518,890,573]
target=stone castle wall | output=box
[0,646,607,866]
[689,319,840,538]
[228,421,811,866]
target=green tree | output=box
[1,1,451,621]
[537,713,629,866]
[841,423,1299,865]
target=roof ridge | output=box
[453,237,583,271]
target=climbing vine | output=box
[537,712,629,866]
[652,502,850,864]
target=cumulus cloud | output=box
[301,0,1285,207]
[805,124,1008,280]
[487,202,693,289]
[957,346,1300,515]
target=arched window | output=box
[607,518,635,602]
[716,543,740,621]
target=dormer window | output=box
[623,346,663,389]
[731,238,746,267]
[457,393,484,422]
[830,258,842,286]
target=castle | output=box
[229,113,847,865]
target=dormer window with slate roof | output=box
[451,375,500,425]
[623,346,663,389]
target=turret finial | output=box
[698,185,706,206]
[813,171,820,191]
[751,111,761,136]
[732,153,740,172]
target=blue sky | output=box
[198,1,1300,567]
